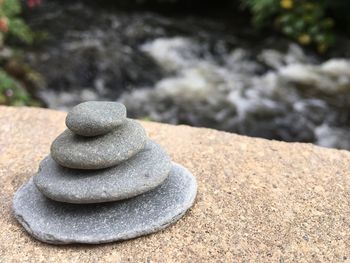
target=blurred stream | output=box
[25,1,350,149]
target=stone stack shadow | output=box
[13,101,197,244]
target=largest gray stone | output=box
[13,163,197,245]
[34,140,172,204]
[51,119,147,169]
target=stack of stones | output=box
[13,101,197,245]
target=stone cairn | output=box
[13,101,197,244]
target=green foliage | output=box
[242,0,336,52]
[8,18,34,43]
[0,0,39,106]
[241,0,279,26]
[0,0,33,43]
[0,69,33,105]
[1,0,21,16]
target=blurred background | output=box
[1,0,350,149]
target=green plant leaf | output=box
[8,18,34,43]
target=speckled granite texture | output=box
[34,140,172,203]
[51,119,147,169]
[14,164,196,244]
[65,101,126,136]
[1,106,350,262]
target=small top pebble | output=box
[66,101,126,136]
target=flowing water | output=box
[25,1,350,149]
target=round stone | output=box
[13,163,197,244]
[35,140,172,203]
[51,119,146,169]
[66,101,127,137]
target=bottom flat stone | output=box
[13,163,197,245]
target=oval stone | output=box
[51,119,147,169]
[35,140,172,203]
[66,101,126,136]
[14,163,197,244]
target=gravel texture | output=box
[34,140,172,203]
[51,119,147,169]
[66,101,126,136]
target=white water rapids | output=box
[121,37,350,149]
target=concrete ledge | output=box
[0,106,350,262]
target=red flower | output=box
[0,17,8,32]
[27,0,41,8]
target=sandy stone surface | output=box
[0,106,350,262]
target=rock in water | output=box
[34,140,172,203]
[13,163,197,244]
[51,119,147,169]
[66,101,127,136]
